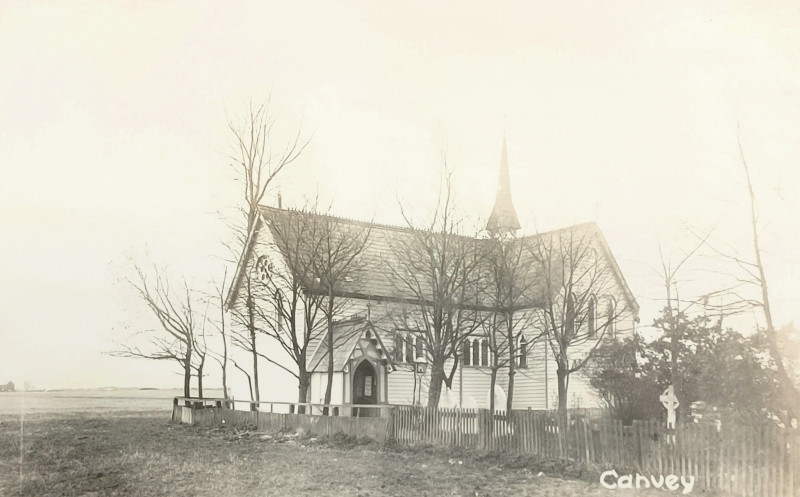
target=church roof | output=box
[224,205,639,317]
[486,138,521,236]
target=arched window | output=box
[587,295,597,337]
[481,340,489,366]
[518,335,528,368]
[462,340,471,366]
[394,334,403,362]
[566,293,576,336]
[606,297,617,338]
[395,332,428,363]
[472,338,480,366]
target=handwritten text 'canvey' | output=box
[600,470,695,494]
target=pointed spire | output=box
[486,137,521,237]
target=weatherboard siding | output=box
[512,339,548,410]
[387,368,419,405]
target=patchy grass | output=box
[0,411,666,496]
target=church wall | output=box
[511,338,548,410]
[387,367,418,405]
[309,371,345,406]
[242,213,641,412]
[459,366,509,409]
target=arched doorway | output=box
[352,360,378,417]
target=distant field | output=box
[0,389,224,415]
[0,410,664,496]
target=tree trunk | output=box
[197,364,204,398]
[221,355,228,401]
[298,370,310,415]
[506,364,515,413]
[323,293,334,415]
[245,372,253,402]
[247,295,260,403]
[506,315,516,413]
[183,342,192,398]
[489,367,498,414]
[428,360,445,407]
[221,315,229,401]
[556,366,568,415]
[250,336,259,403]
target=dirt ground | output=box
[0,411,671,496]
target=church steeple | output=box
[486,138,521,237]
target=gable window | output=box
[462,341,471,366]
[480,340,489,366]
[255,255,273,283]
[566,293,576,337]
[606,297,617,338]
[587,295,597,338]
[472,338,481,365]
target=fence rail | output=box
[173,397,392,416]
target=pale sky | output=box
[1,0,799,391]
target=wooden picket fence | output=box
[393,406,800,496]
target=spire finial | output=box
[486,138,521,237]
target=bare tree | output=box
[228,271,268,403]
[527,225,631,415]
[249,206,332,412]
[228,204,370,413]
[191,315,209,398]
[231,357,254,405]
[114,263,199,398]
[389,175,486,407]
[696,127,800,419]
[223,99,309,403]
[206,270,230,401]
[650,237,707,422]
[310,213,372,413]
[482,237,543,413]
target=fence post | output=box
[635,420,643,471]
[478,409,487,451]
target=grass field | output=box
[0,410,665,496]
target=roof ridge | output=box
[260,204,599,243]
[516,221,597,240]
[259,204,415,233]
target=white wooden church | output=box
[227,141,638,412]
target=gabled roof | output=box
[516,222,640,317]
[226,206,639,318]
[307,316,394,372]
[224,219,262,309]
